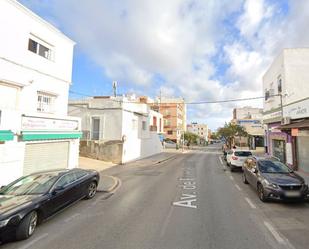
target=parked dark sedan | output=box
[0,168,99,242]
[242,156,309,202]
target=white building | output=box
[263,48,309,172]
[187,122,209,143]
[0,0,80,185]
[68,95,163,163]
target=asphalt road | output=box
[3,145,309,249]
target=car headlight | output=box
[263,179,279,189]
[0,218,10,228]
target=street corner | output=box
[97,174,121,193]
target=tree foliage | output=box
[184,132,199,144]
[217,122,248,148]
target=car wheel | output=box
[242,172,248,184]
[16,211,38,240]
[257,184,267,202]
[230,164,234,172]
[85,181,97,199]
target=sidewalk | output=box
[123,151,179,167]
[79,157,118,192]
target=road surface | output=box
[3,145,309,249]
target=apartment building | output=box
[263,48,309,172]
[0,0,80,185]
[148,97,186,143]
[187,122,209,144]
[232,107,264,149]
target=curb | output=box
[151,154,179,166]
[98,175,120,193]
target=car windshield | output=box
[258,160,291,173]
[0,174,59,195]
[234,151,252,157]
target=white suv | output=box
[226,150,252,172]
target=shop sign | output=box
[263,110,282,121]
[292,128,299,136]
[22,116,79,131]
[284,98,309,119]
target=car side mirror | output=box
[52,186,64,195]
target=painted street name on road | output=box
[173,164,197,209]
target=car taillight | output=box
[232,156,238,160]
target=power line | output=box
[69,90,279,105]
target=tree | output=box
[217,122,248,148]
[184,132,199,145]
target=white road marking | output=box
[245,197,256,209]
[160,207,174,237]
[264,221,286,244]
[235,184,242,191]
[18,233,49,249]
[219,156,224,165]
[229,175,234,181]
[64,213,81,223]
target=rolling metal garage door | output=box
[297,136,309,172]
[23,142,69,175]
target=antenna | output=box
[112,81,117,97]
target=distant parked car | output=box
[226,150,252,171]
[164,140,177,148]
[0,168,99,242]
[242,156,309,202]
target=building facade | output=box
[0,0,80,185]
[232,107,264,149]
[148,97,186,143]
[263,48,309,172]
[68,95,163,164]
[187,122,209,144]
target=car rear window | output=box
[234,151,252,157]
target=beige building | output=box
[232,107,264,149]
[140,96,187,143]
[187,122,209,143]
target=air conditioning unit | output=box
[281,117,291,125]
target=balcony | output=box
[149,125,158,132]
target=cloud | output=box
[19,0,309,130]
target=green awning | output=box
[22,131,82,141]
[0,130,14,141]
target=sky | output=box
[19,0,309,130]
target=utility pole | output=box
[159,88,162,113]
[279,92,284,123]
[112,81,117,97]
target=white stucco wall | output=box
[263,48,309,116]
[0,0,79,186]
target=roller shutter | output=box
[297,137,309,172]
[23,142,69,175]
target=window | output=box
[28,38,53,60]
[142,121,147,130]
[167,130,173,135]
[278,76,282,93]
[37,92,55,113]
[92,118,100,140]
[54,173,77,188]
[265,89,270,101]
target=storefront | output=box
[0,115,81,186]
[265,122,292,165]
[280,119,309,172]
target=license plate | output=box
[285,191,301,197]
